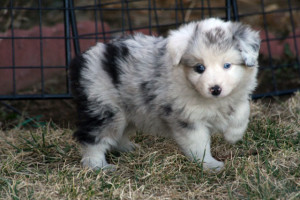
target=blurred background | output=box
[0,0,299,128]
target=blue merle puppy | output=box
[70,18,260,171]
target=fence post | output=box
[63,0,72,96]
[230,0,239,21]
[226,0,231,21]
[69,0,81,56]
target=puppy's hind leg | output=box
[81,138,116,170]
[74,105,127,170]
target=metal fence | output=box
[0,0,299,100]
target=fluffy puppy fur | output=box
[70,18,260,171]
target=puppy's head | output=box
[167,18,260,98]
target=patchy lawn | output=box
[0,93,299,199]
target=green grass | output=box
[0,93,299,199]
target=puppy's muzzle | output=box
[210,85,222,96]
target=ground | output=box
[0,0,300,199]
[0,93,299,199]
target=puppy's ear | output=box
[231,22,261,67]
[167,23,197,66]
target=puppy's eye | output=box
[194,64,206,74]
[224,63,231,69]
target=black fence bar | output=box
[9,0,16,96]
[287,0,300,76]
[98,0,107,43]
[230,0,239,21]
[69,0,81,56]
[0,94,72,101]
[252,88,300,99]
[260,0,278,94]
[226,0,231,21]
[148,0,152,34]
[38,0,45,97]
[64,0,72,96]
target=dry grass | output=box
[0,93,299,199]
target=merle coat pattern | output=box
[70,18,260,171]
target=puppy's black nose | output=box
[210,85,222,96]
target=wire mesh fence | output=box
[236,0,300,98]
[0,0,299,100]
[0,0,72,100]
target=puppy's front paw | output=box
[203,160,224,172]
[81,157,116,171]
[224,126,247,144]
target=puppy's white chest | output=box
[195,104,233,133]
[208,114,230,133]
